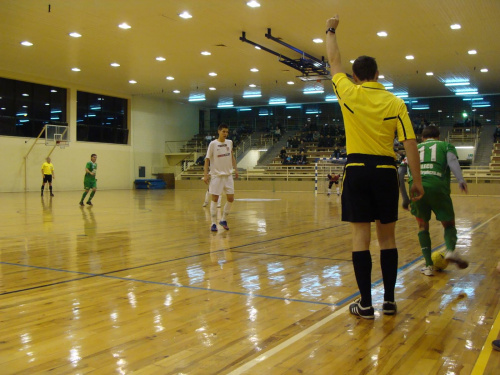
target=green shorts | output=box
[84,178,97,190]
[410,183,454,222]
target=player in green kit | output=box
[79,154,98,206]
[399,126,468,276]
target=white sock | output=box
[221,201,233,221]
[328,189,331,194]
[210,201,218,224]
[217,195,222,204]
[336,186,340,195]
[204,191,210,203]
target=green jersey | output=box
[85,161,97,180]
[404,139,457,191]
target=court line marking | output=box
[472,310,500,374]
[227,212,500,374]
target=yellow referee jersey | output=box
[332,73,415,158]
[41,162,54,175]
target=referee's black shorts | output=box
[341,154,399,224]
[43,174,53,183]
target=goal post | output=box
[314,158,346,195]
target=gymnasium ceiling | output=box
[1,0,499,108]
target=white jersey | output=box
[206,139,234,176]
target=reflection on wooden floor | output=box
[1,190,499,374]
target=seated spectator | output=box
[279,147,287,160]
[297,151,308,165]
[195,155,205,166]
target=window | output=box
[0,77,67,137]
[77,91,128,144]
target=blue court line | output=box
[0,218,485,306]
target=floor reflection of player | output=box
[208,233,234,289]
[78,207,101,273]
[41,195,54,232]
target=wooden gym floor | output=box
[0,189,499,374]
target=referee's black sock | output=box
[380,248,398,302]
[352,250,372,307]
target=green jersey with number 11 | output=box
[406,139,457,191]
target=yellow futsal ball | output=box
[432,251,449,271]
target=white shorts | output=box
[209,175,234,196]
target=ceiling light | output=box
[287,81,295,85]
[325,97,338,102]
[166,76,175,80]
[250,68,259,72]
[188,96,206,102]
[201,51,211,56]
[110,63,120,67]
[303,89,324,94]
[118,23,131,29]
[173,90,180,94]
[255,46,261,50]
[239,108,252,111]
[243,93,262,98]
[269,99,287,105]
[349,60,355,64]
[455,90,478,95]
[249,84,257,88]
[129,80,137,84]
[450,24,461,30]
[179,11,192,19]
[445,81,470,86]
[247,1,261,8]
[209,72,217,76]
[468,50,477,55]
[426,72,434,76]
[378,75,385,79]
[217,103,234,108]
[480,68,488,73]
[20,41,33,46]
[156,57,166,61]
[22,93,29,96]
[71,67,81,72]
[313,38,323,43]
[209,87,216,91]
[405,55,414,60]
[395,92,408,98]
[50,90,57,93]
[69,32,81,38]
[377,31,388,37]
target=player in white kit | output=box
[203,124,239,231]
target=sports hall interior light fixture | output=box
[209,72,218,76]
[71,67,81,72]
[201,51,211,55]
[468,50,477,55]
[128,80,137,84]
[405,55,414,60]
[313,38,323,43]
[377,31,388,37]
[21,41,33,46]
[173,90,180,94]
[118,23,131,29]
[156,57,166,61]
[426,72,434,76]
[250,68,259,72]
[209,87,216,91]
[247,1,261,8]
[110,63,120,67]
[450,24,461,29]
[166,76,174,80]
[179,11,192,19]
[69,32,81,38]
[480,68,488,73]
[445,81,469,86]
[249,84,257,88]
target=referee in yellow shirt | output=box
[41,157,55,197]
[326,14,424,319]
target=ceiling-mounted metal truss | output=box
[240,28,331,81]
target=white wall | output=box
[0,72,200,192]
[237,150,265,170]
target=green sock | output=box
[88,191,95,201]
[418,230,433,266]
[80,191,88,202]
[444,226,457,251]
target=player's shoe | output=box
[349,298,374,319]
[219,220,229,230]
[86,201,93,206]
[50,193,54,197]
[493,339,500,351]
[445,251,469,269]
[217,204,221,208]
[420,265,435,276]
[202,202,208,207]
[382,301,397,315]
[79,201,84,206]
[210,224,218,232]
[327,192,331,196]
[41,191,44,196]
